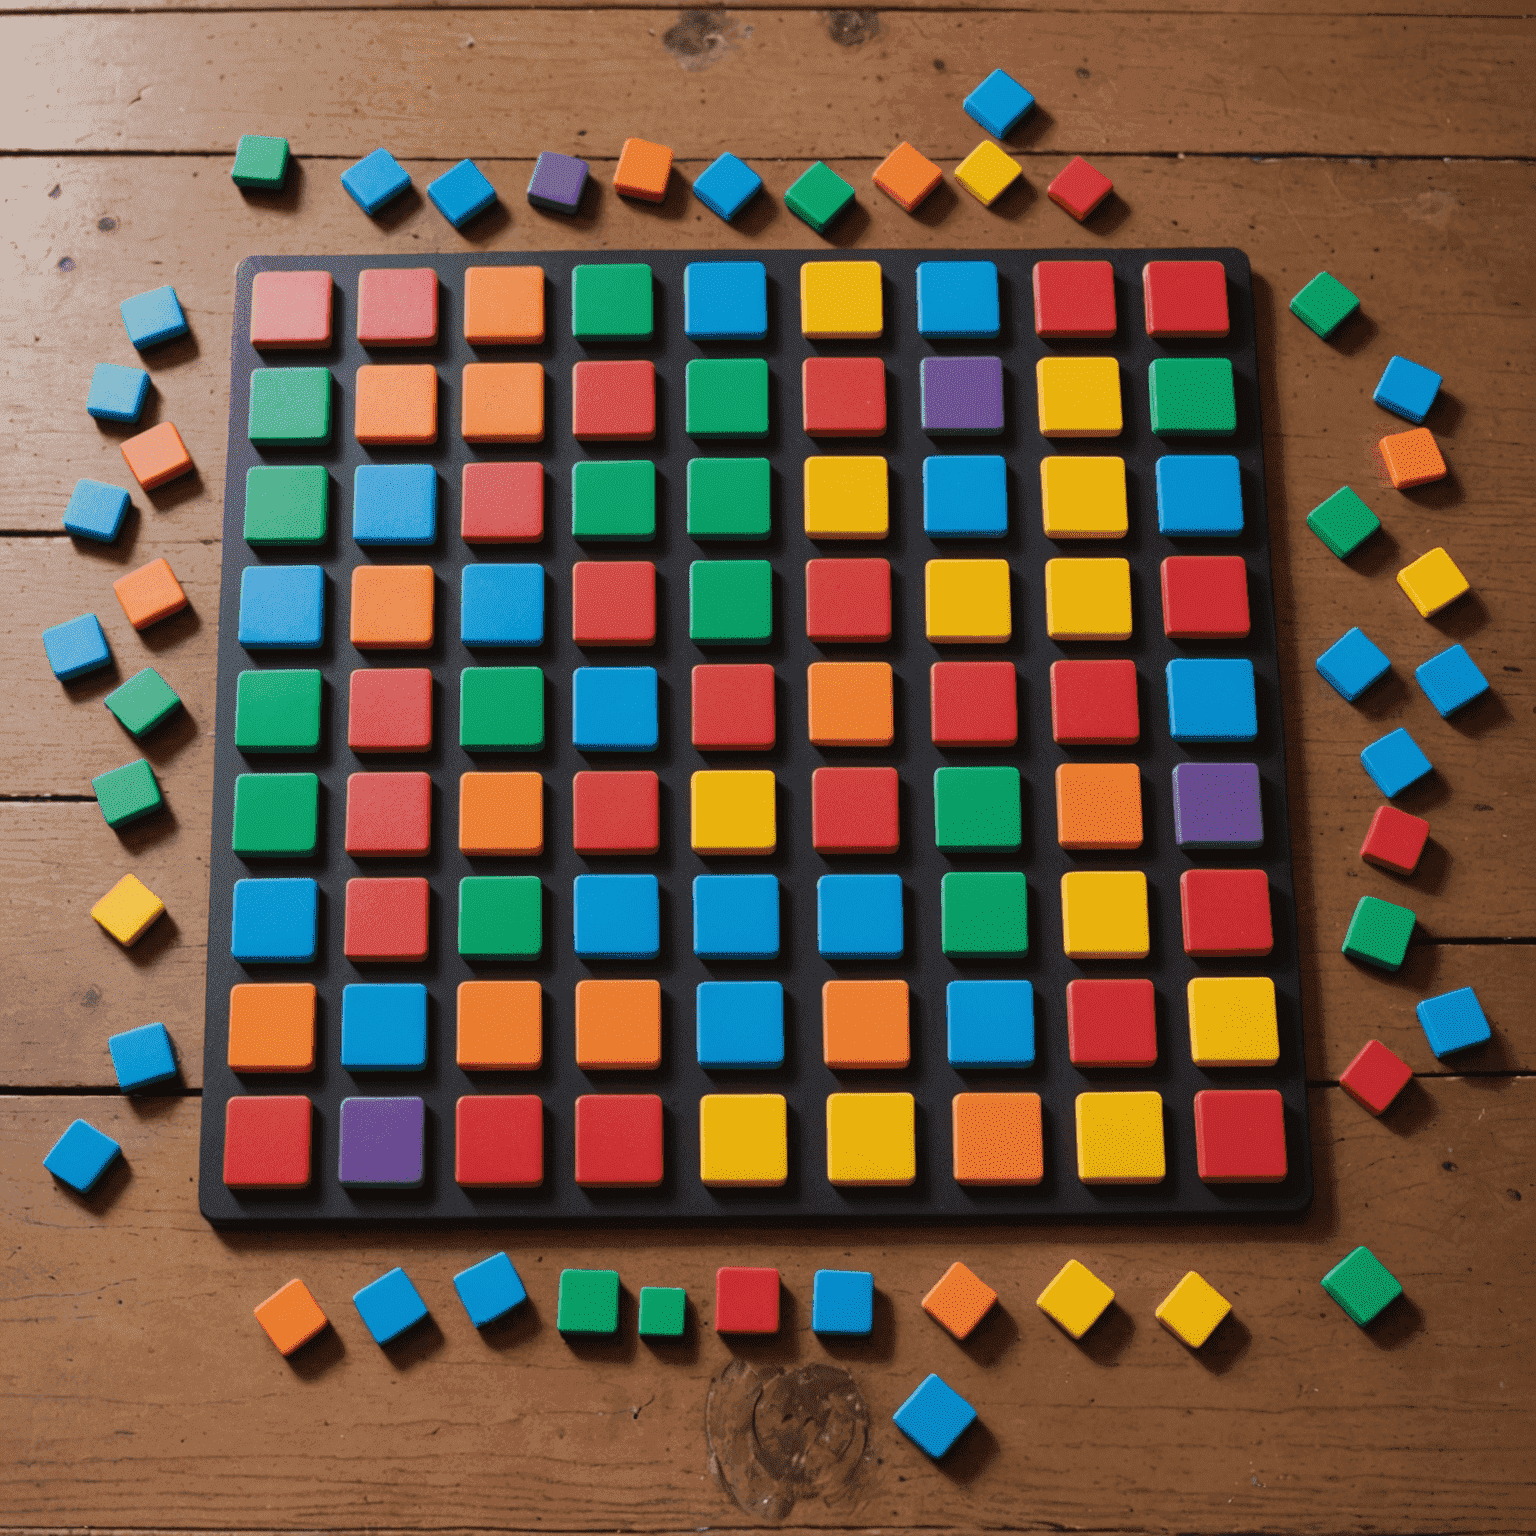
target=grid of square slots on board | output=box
[199,248,1310,1225]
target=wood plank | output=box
[1,12,1531,160]
[3,1081,1531,1531]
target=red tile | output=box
[343,876,430,961]
[804,558,891,643]
[1047,156,1114,222]
[1360,805,1430,875]
[1142,260,1230,339]
[930,661,1017,747]
[1339,1040,1414,1116]
[1161,556,1250,639]
[715,1266,781,1333]
[1066,978,1157,1066]
[223,1095,312,1188]
[1049,659,1139,745]
[349,669,433,753]
[571,359,655,441]
[574,1094,663,1186]
[455,1095,544,1187]
[802,356,887,436]
[572,770,660,854]
[1194,1089,1287,1183]
[356,267,439,345]
[1180,868,1273,957]
[692,664,776,750]
[812,766,900,853]
[1032,260,1116,339]
[345,772,432,857]
[462,461,543,544]
[572,561,656,646]
[250,270,332,349]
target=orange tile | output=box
[807,661,894,747]
[354,364,438,446]
[350,565,434,649]
[872,141,943,212]
[253,1279,329,1356]
[461,362,544,444]
[463,265,545,345]
[1055,762,1143,850]
[120,421,193,490]
[457,979,542,1069]
[227,982,316,1072]
[953,1093,1044,1185]
[1378,426,1447,490]
[112,556,187,630]
[921,1260,998,1340]
[822,979,909,1068]
[459,771,543,855]
[613,137,674,202]
[574,978,662,1069]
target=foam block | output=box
[684,260,768,340]
[805,558,891,643]
[110,1021,176,1090]
[943,870,1029,957]
[954,141,1022,206]
[1143,260,1229,338]
[921,1260,997,1339]
[1306,486,1379,558]
[812,765,898,854]
[105,667,182,738]
[1360,805,1430,875]
[349,668,431,753]
[1075,1091,1165,1184]
[573,873,660,959]
[1166,657,1258,742]
[1180,868,1272,957]
[1040,456,1126,540]
[113,556,187,630]
[249,368,332,447]
[571,459,655,539]
[637,1286,687,1338]
[1155,1272,1231,1349]
[823,978,909,1068]
[245,465,328,545]
[691,769,775,855]
[354,363,436,446]
[946,978,1034,1068]
[338,1096,425,1188]
[233,771,320,856]
[687,456,770,538]
[44,1119,123,1193]
[455,1096,543,1187]
[456,979,541,1070]
[350,564,434,649]
[1289,271,1359,338]
[699,1093,787,1184]
[339,983,428,1070]
[463,265,545,346]
[1066,977,1156,1067]
[1156,454,1243,536]
[1341,894,1416,971]
[238,565,325,648]
[963,68,1034,136]
[230,876,318,962]
[696,981,784,1069]
[1037,356,1122,437]
[1360,727,1432,798]
[120,421,194,489]
[228,982,317,1072]
[693,873,779,958]
[1055,762,1141,850]
[715,1266,781,1332]
[63,479,132,542]
[461,563,544,647]
[931,660,1017,746]
[1050,658,1138,745]
[120,285,188,349]
[457,875,542,958]
[1187,976,1278,1066]
[231,133,289,190]
[250,270,333,349]
[1161,555,1248,636]
[1036,1258,1114,1338]
[1047,157,1113,221]
[1373,355,1442,424]
[873,142,943,212]
[526,151,589,214]
[92,758,163,829]
[87,363,150,423]
[916,261,1000,339]
[925,558,1010,643]
[1415,644,1488,717]
[427,159,497,229]
[572,769,659,854]
[357,267,438,345]
[686,357,769,437]
[1045,557,1131,641]
[691,153,762,221]
[1172,761,1263,849]
[952,1092,1043,1185]
[91,872,166,947]
[1033,259,1116,339]
[817,873,903,958]
[1316,627,1391,701]
[936,765,1022,850]
[826,1092,915,1185]
[462,461,543,543]
[802,357,886,438]
[811,1270,873,1336]
[784,162,855,233]
[458,768,541,856]
[224,1094,311,1187]
[690,559,773,644]
[235,669,323,754]
[920,355,1004,434]
[1339,1039,1413,1115]
[803,456,888,540]
[340,148,412,215]
[573,1094,663,1186]
[1379,427,1446,489]
[1397,547,1469,616]
[613,136,673,202]
[557,1269,621,1333]
[575,978,661,1069]
[893,1375,977,1460]
[254,1279,329,1355]
[1149,357,1236,435]
[353,1266,429,1342]
[571,359,655,441]
[453,1252,528,1327]
[692,663,775,750]
[1416,986,1492,1058]
[1320,1246,1401,1326]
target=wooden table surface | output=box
[2,2,1533,1531]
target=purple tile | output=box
[339,1096,425,1188]
[920,355,1004,435]
[527,152,590,214]
[1172,762,1263,849]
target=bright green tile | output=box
[1341,895,1416,971]
[685,358,769,438]
[104,667,182,739]
[784,162,855,233]
[933,766,1021,849]
[1306,486,1379,559]
[244,465,329,545]
[689,560,772,645]
[232,772,319,856]
[1290,271,1359,339]
[687,457,771,540]
[1148,357,1236,436]
[637,1285,687,1338]
[571,264,653,338]
[232,134,290,190]
[557,1268,620,1333]
[234,669,322,752]
[460,667,544,751]
[941,870,1029,957]
[571,460,655,541]
[458,876,543,958]
[92,759,162,829]
[1321,1246,1401,1325]
[248,367,332,447]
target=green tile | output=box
[1148,357,1236,436]
[933,766,1021,850]
[637,1285,687,1338]
[104,667,182,739]
[458,875,543,958]
[231,134,290,190]
[248,367,332,447]
[784,161,855,233]
[460,667,544,751]
[244,465,329,545]
[941,870,1029,957]
[557,1268,621,1333]
[689,560,772,645]
[232,772,319,856]
[1321,1246,1402,1326]
[687,457,771,540]
[92,759,162,829]
[685,358,769,438]
[571,460,655,541]
[1306,486,1379,559]
[571,263,654,338]
[1290,271,1359,339]
[1341,894,1416,971]
[234,669,322,752]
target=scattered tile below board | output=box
[1320,1246,1401,1327]
[354,1266,430,1343]
[893,1374,977,1460]
[1154,1272,1232,1349]
[921,1260,997,1340]
[254,1279,329,1355]
[1036,1259,1114,1339]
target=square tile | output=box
[120,285,188,349]
[571,262,653,338]
[692,873,779,957]
[463,265,544,345]
[1075,1091,1164,1184]
[691,769,776,854]
[952,1093,1043,1185]
[1157,455,1243,536]
[1289,271,1359,338]
[64,479,132,541]
[1161,555,1249,637]
[691,152,762,221]
[108,1021,178,1092]
[340,148,412,215]
[803,356,886,437]
[572,769,659,854]
[350,668,431,753]
[556,1268,621,1331]
[250,271,332,350]
[1032,259,1116,339]
[963,67,1035,136]
[526,151,589,214]
[925,558,1010,642]
[354,364,437,446]
[461,362,544,444]
[1416,986,1491,1057]
[930,660,1017,746]
[683,260,767,339]
[230,877,318,962]
[574,1094,663,1186]
[812,765,899,853]
[946,979,1035,1068]
[1379,427,1446,489]
[1373,354,1442,424]
[356,267,438,346]
[457,771,543,857]
[350,565,434,650]
[687,457,771,539]
[692,663,776,750]
[245,465,328,546]
[225,1095,312,1187]
[934,765,1022,849]
[233,771,320,856]
[236,669,322,754]
[113,557,186,631]
[1059,870,1148,959]
[353,463,437,546]
[954,140,1022,206]
[916,261,1000,338]
[822,978,909,1068]
[1320,1246,1401,1326]
[817,873,903,958]
[462,563,543,647]
[253,1279,329,1356]
[1044,557,1132,640]
[1047,156,1113,221]
[1066,978,1156,1067]
[614,136,673,202]
[44,1119,122,1193]
[93,758,163,829]
[1181,868,1272,956]
[715,1265,782,1330]
[1186,976,1279,1066]
[572,873,660,958]
[353,1265,428,1339]
[1360,727,1432,797]
[575,978,662,1069]
[457,874,543,958]
[456,979,542,1070]
[1055,762,1142,849]
[427,159,497,228]
[920,355,1003,434]
[239,565,325,649]
[690,559,773,644]
[825,1092,915,1185]
[1396,546,1468,616]
[571,359,655,441]
[227,983,316,1072]
[803,456,888,539]
[921,1260,997,1339]
[87,363,150,423]
[800,260,882,338]
[637,1285,688,1337]
[104,667,182,739]
[696,982,785,1069]
[343,876,430,962]
[805,558,891,642]
[345,771,431,857]
[873,142,943,212]
[1340,1039,1413,1116]
[1040,456,1126,539]
[1165,657,1257,742]
[1415,644,1488,717]
[460,461,543,545]
[340,982,428,1071]
[686,357,769,437]
[1305,485,1378,557]
[1148,357,1236,435]
[1172,761,1263,849]
[1036,356,1121,437]
[700,1096,787,1184]
[924,454,1007,537]
[571,459,655,541]
[783,161,855,233]
[807,661,893,747]
[1142,260,1229,338]
[231,133,290,190]
[812,1269,875,1334]
[572,666,656,750]
[1154,1272,1231,1349]
[1360,805,1430,875]
[453,1251,529,1323]
[941,870,1029,957]
[249,367,332,447]
[1193,1088,1286,1182]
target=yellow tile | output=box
[1040,456,1128,539]
[1060,870,1149,959]
[953,141,1022,207]
[826,1091,915,1186]
[925,559,1011,643]
[800,260,884,339]
[90,873,166,947]
[804,456,888,539]
[1186,976,1279,1066]
[1045,557,1132,640]
[1036,1258,1115,1339]
[1036,356,1123,438]
[1155,1271,1232,1349]
[691,769,776,855]
[1075,1091,1165,1184]
[700,1093,788,1186]
[1396,546,1469,617]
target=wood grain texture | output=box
[2,11,1532,159]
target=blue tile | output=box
[231,877,319,963]
[353,1266,429,1344]
[86,363,150,423]
[691,153,763,222]
[340,984,428,1072]
[573,873,660,959]
[238,565,325,649]
[42,613,111,681]
[693,874,780,958]
[812,1269,874,1336]
[817,874,904,958]
[923,455,1007,537]
[946,979,1035,1068]
[1360,727,1433,798]
[1415,644,1488,717]
[1166,657,1258,742]
[427,158,497,229]
[526,151,590,214]
[120,285,188,350]
[1372,355,1442,425]
[107,1022,178,1092]
[453,1252,528,1328]
[696,981,785,1069]
[353,463,437,546]
[1315,627,1391,701]
[63,480,132,543]
[461,564,544,647]
[340,148,412,216]
[1416,986,1492,1058]
[962,68,1035,138]
[916,261,1000,339]
[684,260,768,339]
[43,1119,122,1194]
[1155,455,1243,536]
[892,1373,977,1459]
[572,666,658,751]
